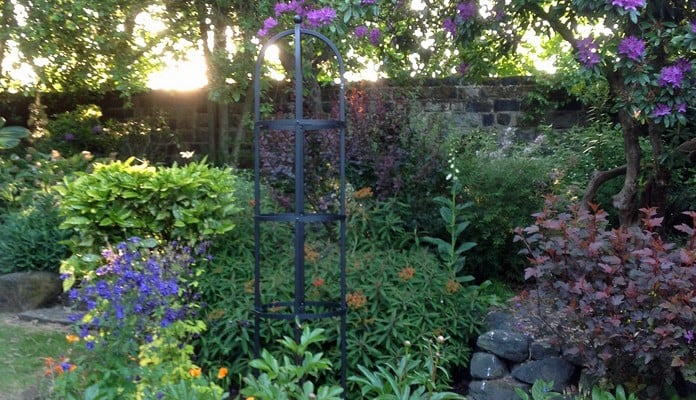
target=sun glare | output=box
[146,50,208,91]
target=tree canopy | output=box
[1,0,694,224]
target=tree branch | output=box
[581,165,627,211]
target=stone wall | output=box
[1,78,585,163]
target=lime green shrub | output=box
[57,157,239,288]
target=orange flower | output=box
[445,279,461,294]
[353,187,373,199]
[217,367,228,379]
[312,277,325,288]
[398,266,415,282]
[66,334,80,344]
[189,367,202,378]
[244,279,255,294]
[304,244,320,263]
[346,290,367,310]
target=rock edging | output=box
[468,311,579,400]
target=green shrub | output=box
[0,193,70,273]
[448,128,553,282]
[195,184,498,393]
[39,104,121,157]
[0,148,94,213]
[56,158,239,288]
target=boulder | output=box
[470,352,509,380]
[468,377,529,400]
[0,271,62,312]
[477,329,531,363]
[511,357,577,391]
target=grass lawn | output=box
[0,313,74,400]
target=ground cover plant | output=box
[515,195,696,397]
[0,315,76,399]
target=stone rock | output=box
[470,352,509,380]
[477,329,531,363]
[468,377,529,400]
[0,271,62,312]
[530,338,561,360]
[483,311,516,331]
[511,357,576,391]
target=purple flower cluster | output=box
[576,37,601,68]
[617,36,645,62]
[258,1,337,36]
[306,7,336,27]
[353,25,381,44]
[369,28,382,45]
[610,0,645,11]
[457,0,477,19]
[67,238,208,350]
[355,25,369,38]
[443,0,477,36]
[653,102,687,118]
[658,59,691,88]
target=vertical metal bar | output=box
[293,16,305,342]
[252,40,264,360]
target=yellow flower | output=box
[189,367,202,378]
[217,367,228,379]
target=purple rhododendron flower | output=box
[92,125,102,134]
[457,0,477,20]
[258,17,278,37]
[361,0,376,4]
[659,65,684,88]
[369,28,381,45]
[458,63,469,75]
[675,57,692,73]
[355,25,369,38]
[618,36,645,61]
[692,21,696,34]
[611,0,645,11]
[652,104,672,117]
[686,330,694,344]
[306,7,336,27]
[64,133,75,141]
[275,0,304,17]
[677,103,687,113]
[444,17,457,35]
[576,37,601,68]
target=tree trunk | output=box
[612,110,642,226]
[231,83,254,167]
